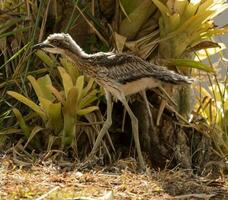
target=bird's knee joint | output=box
[131,116,138,124]
[105,119,112,127]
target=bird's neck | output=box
[73,48,90,58]
[64,49,90,71]
[70,42,90,58]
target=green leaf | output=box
[165,58,215,73]
[47,85,65,104]
[0,128,22,135]
[0,27,30,39]
[27,75,54,103]
[120,0,142,14]
[0,42,30,70]
[152,0,170,15]
[12,108,30,139]
[64,87,78,118]
[27,75,43,99]
[79,90,98,109]
[46,102,62,133]
[0,18,24,33]
[7,91,46,121]
[39,97,52,112]
[119,0,156,39]
[35,50,55,68]
[37,75,54,101]
[60,57,80,84]
[75,75,84,102]
[23,126,44,149]
[62,87,78,147]
[58,67,74,98]
[82,78,95,97]
[77,106,98,116]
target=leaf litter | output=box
[0,155,227,200]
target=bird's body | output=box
[63,47,192,98]
[34,33,193,169]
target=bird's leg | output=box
[121,107,126,132]
[140,90,156,133]
[156,86,176,125]
[89,90,113,157]
[120,96,146,169]
[158,86,177,106]
[156,99,166,126]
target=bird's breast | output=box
[120,77,161,96]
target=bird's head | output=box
[33,33,87,57]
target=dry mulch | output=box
[0,156,227,200]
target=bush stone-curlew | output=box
[34,33,193,169]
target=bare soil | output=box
[0,156,227,200]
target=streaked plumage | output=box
[85,53,192,84]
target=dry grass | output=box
[0,156,227,200]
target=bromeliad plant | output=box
[153,0,228,58]
[195,81,228,154]
[151,0,228,118]
[7,53,100,152]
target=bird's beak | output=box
[33,43,54,50]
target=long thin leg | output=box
[141,90,156,133]
[89,90,113,156]
[156,99,166,126]
[156,86,176,125]
[120,96,145,169]
[158,86,177,106]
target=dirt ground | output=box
[0,156,227,200]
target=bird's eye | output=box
[52,39,59,46]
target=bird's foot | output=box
[138,158,146,172]
[79,154,104,170]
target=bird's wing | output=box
[88,53,192,84]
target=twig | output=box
[36,186,60,200]
[174,193,216,199]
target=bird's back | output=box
[84,53,193,85]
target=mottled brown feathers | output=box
[84,53,193,85]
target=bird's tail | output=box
[154,67,194,84]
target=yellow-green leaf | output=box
[58,67,74,98]
[60,57,80,84]
[165,58,215,73]
[77,106,98,116]
[152,0,170,15]
[39,97,52,112]
[120,0,156,39]
[63,88,78,146]
[47,85,65,104]
[23,126,43,149]
[35,50,55,68]
[79,90,98,109]
[28,75,54,102]
[37,74,54,101]
[7,91,46,121]
[12,108,30,138]
[46,102,62,133]
[82,78,95,97]
[27,75,43,100]
[75,75,84,102]
[64,87,78,117]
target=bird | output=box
[34,33,193,169]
